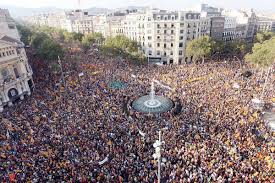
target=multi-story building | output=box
[122,9,202,64]
[257,17,275,32]
[210,16,225,41]
[24,10,95,34]
[223,16,237,41]
[0,9,34,112]
[69,10,93,34]
[23,5,262,65]
[201,9,224,41]
[222,9,258,42]
[200,17,211,37]
[0,9,20,40]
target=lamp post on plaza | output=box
[131,76,174,182]
[58,56,67,93]
[153,131,162,183]
[153,127,167,183]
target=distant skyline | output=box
[0,0,275,12]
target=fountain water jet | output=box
[132,80,174,113]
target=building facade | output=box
[222,9,258,42]
[210,16,225,41]
[0,9,20,40]
[23,5,265,65]
[257,17,275,32]
[122,10,202,65]
[0,9,34,111]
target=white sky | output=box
[0,0,274,11]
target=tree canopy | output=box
[254,32,275,44]
[36,38,64,61]
[30,32,51,49]
[186,36,214,63]
[16,24,33,45]
[104,35,139,53]
[81,32,104,51]
[245,37,275,68]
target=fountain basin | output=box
[132,95,174,113]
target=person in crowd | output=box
[0,47,274,182]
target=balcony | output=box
[0,73,30,88]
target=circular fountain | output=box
[132,81,174,114]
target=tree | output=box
[72,32,84,42]
[245,37,275,67]
[16,24,33,45]
[30,32,51,49]
[254,32,275,44]
[81,32,104,52]
[36,39,64,61]
[63,31,74,43]
[186,36,214,63]
[104,35,139,53]
[245,37,275,99]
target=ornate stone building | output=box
[0,9,33,112]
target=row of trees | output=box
[186,32,275,67]
[186,37,249,63]
[17,24,146,65]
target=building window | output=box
[1,68,9,81]
[170,59,173,64]
[164,30,167,34]
[170,51,173,55]
[180,30,184,34]
[157,24,160,28]
[157,51,161,55]
[148,50,152,55]
[171,43,173,47]
[171,24,174,28]
[157,36,160,40]
[179,36,183,40]
[157,43,160,47]
[164,24,167,28]
[164,43,166,48]
[13,67,20,78]
[171,30,174,34]
[179,43,183,47]
[179,58,182,64]
[148,36,152,40]
[148,43,152,47]
[179,50,183,55]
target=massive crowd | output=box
[0,47,274,182]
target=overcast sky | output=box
[0,0,274,11]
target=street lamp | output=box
[58,56,67,92]
[153,128,167,183]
